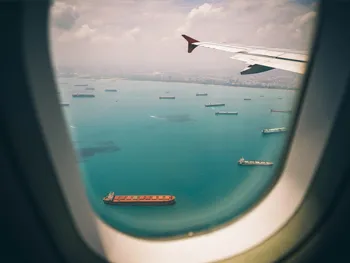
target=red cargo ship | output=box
[103,192,176,206]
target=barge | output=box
[205,103,225,107]
[103,192,176,206]
[72,93,95,98]
[238,157,273,166]
[215,111,238,115]
[262,127,287,134]
[159,96,175,99]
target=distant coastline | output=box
[58,75,299,91]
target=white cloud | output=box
[188,3,223,19]
[75,24,96,39]
[177,3,224,34]
[51,1,79,30]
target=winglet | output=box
[182,34,200,53]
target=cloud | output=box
[49,0,318,73]
[51,1,80,30]
[177,3,224,34]
[188,3,223,19]
[75,24,96,39]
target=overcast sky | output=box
[49,0,318,74]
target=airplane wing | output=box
[182,35,308,75]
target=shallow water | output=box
[58,78,297,238]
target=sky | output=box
[49,0,318,74]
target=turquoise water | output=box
[58,78,297,238]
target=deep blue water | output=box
[58,78,297,238]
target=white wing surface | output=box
[182,35,308,75]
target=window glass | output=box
[50,0,318,238]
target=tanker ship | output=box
[103,192,176,206]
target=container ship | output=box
[72,93,95,98]
[215,111,238,115]
[103,192,176,206]
[105,89,118,92]
[196,93,208,96]
[159,96,175,99]
[270,109,292,113]
[262,127,287,134]
[205,103,225,107]
[74,84,88,87]
[238,157,273,166]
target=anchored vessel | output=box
[205,103,225,107]
[74,84,88,87]
[244,98,252,100]
[270,109,292,113]
[215,111,238,115]
[85,87,95,90]
[159,96,175,99]
[262,127,287,134]
[72,93,95,98]
[196,93,208,96]
[103,192,176,206]
[105,89,118,92]
[60,103,70,107]
[238,157,273,166]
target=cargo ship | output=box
[74,84,88,87]
[105,89,118,92]
[60,103,70,107]
[103,192,176,206]
[238,157,273,166]
[196,93,208,96]
[72,93,95,98]
[159,96,175,99]
[85,87,95,90]
[205,103,225,107]
[271,109,292,113]
[244,98,252,101]
[215,111,238,115]
[262,127,287,134]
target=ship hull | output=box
[239,163,273,166]
[271,110,292,113]
[215,112,238,115]
[159,97,175,99]
[262,131,286,134]
[205,104,225,107]
[72,95,95,98]
[104,200,176,206]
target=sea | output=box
[57,78,298,238]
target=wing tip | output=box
[181,34,199,53]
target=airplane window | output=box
[49,0,318,239]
